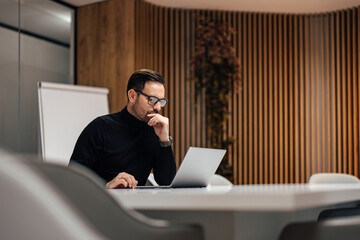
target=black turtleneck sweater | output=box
[69,107,176,186]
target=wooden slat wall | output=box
[134,0,360,184]
[77,0,135,112]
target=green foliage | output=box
[190,15,241,183]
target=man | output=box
[69,69,176,189]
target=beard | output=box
[130,103,159,123]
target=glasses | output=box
[135,90,168,107]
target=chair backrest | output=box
[146,172,160,186]
[38,163,204,240]
[0,149,104,240]
[309,173,360,184]
[38,82,109,165]
[0,148,204,240]
[279,215,360,240]
[208,174,233,186]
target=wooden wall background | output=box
[77,0,360,184]
[134,1,360,184]
[77,0,135,111]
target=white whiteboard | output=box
[38,81,109,165]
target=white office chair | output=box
[208,174,233,186]
[0,148,204,240]
[146,173,160,186]
[309,173,360,222]
[309,173,360,184]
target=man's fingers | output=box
[106,172,138,189]
[147,114,167,127]
[121,174,138,188]
[106,178,127,189]
[148,117,161,127]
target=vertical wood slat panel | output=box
[353,7,360,176]
[133,1,360,184]
[309,16,315,180]
[331,12,337,172]
[253,13,258,184]
[305,16,311,182]
[135,0,140,69]
[268,14,274,184]
[336,12,342,172]
[174,9,180,165]
[153,5,157,70]
[162,7,168,118]
[263,14,269,184]
[168,8,176,165]
[237,13,243,184]
[190,11,196,153]
[185,10,191,159]
[274,14,279,183]
[137,1,142,69]
[258,13,264,184]
[341,11,347,173]
[325,13,332,173]
[278,14,284,183]
[242,13,248,184]
[195,11,202,154]
[350,9,356,175]
[247,13,253,184]
[315,16,321,174]
[346,10,353,174]
[294,15,300,183]
[149,4,153,69]
[283,14,289,183]
[144,3,150,68]
[232,12,239,184]
[179,10,186,162]
[358,6,360,178]
[227,11,234,176]
[321,15,327,173]
[288,15,294,182]
[299,16,306,183]
[158,7,163,75]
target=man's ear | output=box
[128,89,136,103]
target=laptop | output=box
[137,147,226,189]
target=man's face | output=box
[129,81,165,122]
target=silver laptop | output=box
[137,147,226,189]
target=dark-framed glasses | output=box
[134,90,168,107]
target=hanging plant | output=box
[190,15,241,182]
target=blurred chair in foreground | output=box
[0,148,204,240]
[279,215,360,240]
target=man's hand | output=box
[147,113,170,141]
[105,172,138,189]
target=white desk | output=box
[108,184,360,240]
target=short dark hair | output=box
[126,69,165,92]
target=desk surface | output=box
[108,184,360,211]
